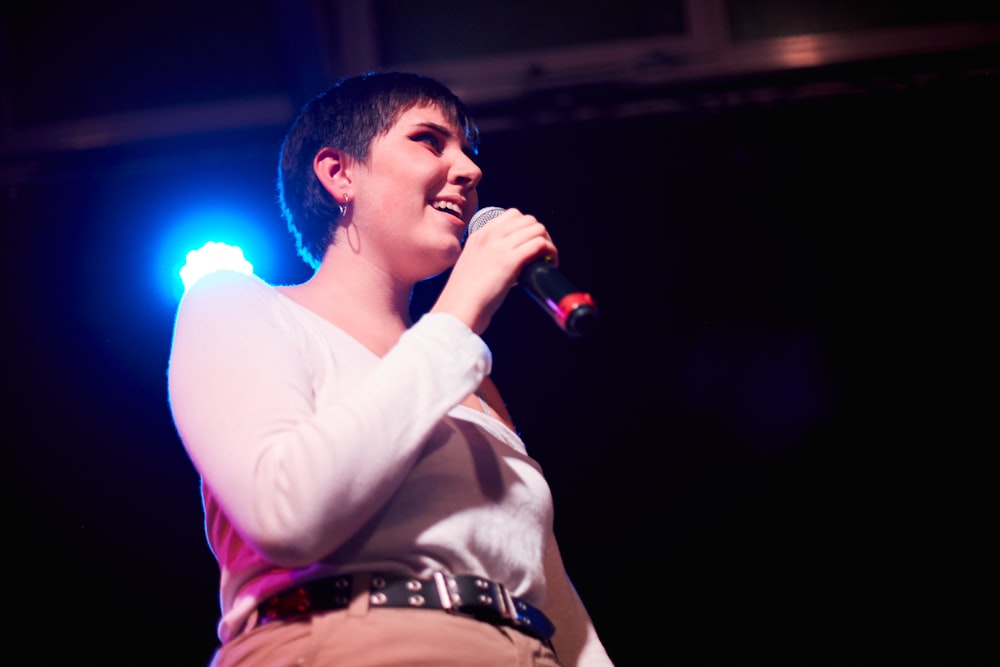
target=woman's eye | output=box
[415,133,443,152]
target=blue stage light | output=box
[179,241,254,290]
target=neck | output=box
[281,245,416,357]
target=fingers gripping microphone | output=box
[468,206,599,337]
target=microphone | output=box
[468,206,599,338]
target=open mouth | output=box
[432,200,464,220]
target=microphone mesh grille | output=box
[467,206,506,236]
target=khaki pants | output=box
[210,577,561,667]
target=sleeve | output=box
[541,534,616,666]
[166,270,491,567]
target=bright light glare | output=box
[179,241,254,290]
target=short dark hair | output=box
[276,71,481,269]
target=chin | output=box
[411,246,457,281]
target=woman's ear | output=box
[313,147,351,202]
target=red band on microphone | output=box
[554,292,597,327]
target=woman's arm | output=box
[167,270,491,566]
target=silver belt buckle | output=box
[431,572,528,630]
[432,571,456,612]
[494,580,522,626]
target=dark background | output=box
[2,2,997,665]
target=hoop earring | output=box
[339,194,350,218]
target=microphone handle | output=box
[520,260,599,338]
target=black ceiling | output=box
[3,1,998,160]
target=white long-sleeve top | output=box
[167,270,613,666]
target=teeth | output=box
[432,200,462,216]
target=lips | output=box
[431,199,464,220]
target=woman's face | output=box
[353,103,482,282]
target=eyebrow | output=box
[411,121,455,137]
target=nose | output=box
[451,151,483,193]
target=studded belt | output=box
[255,572,556,640]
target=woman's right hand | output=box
[430,208,558,335]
